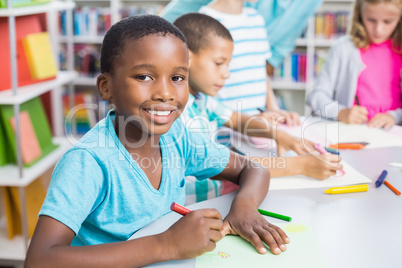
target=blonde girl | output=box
[307,0,402,128]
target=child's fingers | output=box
[204,218,224,232]
[209,230,224,243]
[268,223,290,244]
[241,229,274,254]
[198,209,222,220]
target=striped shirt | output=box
[180,93,233,204]
[200,6,271,115]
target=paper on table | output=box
[309,122,402,149]
[269,160,371,190]
[196,223,326,268]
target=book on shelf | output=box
[9,111,42,165]
[0,15,43,91]
[63,91,99,135]
[72,44,101,78]
[2,178,46,239]
[272,52,307,83]
[22,32,58,80]
[315,11,349,40]
[0,97,58,167]
[59,4,165,37]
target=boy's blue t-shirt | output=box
[40,110,230,246]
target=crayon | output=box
[355,95,360,106]
[324,184,369,194]
[325,147,340,155]
[170,202,191,216]
[384,181,401,196]
[314,143,328,154]
[375,170,388,187]
[328,143,366,150]
[258,209,292,222]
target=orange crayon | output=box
[384,181,401,196]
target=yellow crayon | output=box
[324,184,369,194]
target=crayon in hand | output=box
[170,202,191,216]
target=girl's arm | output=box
[306,42,344,119]
[26,210,223,268]
[211,151,289,255]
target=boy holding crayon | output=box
[25,15,289,267]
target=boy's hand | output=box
[300,153,343,180]
[338,106,368,124]
[222,201,290,255]
[261,110,301,127]
[367,113,396,129]
[275,130,315,156]
[162,209,223,260]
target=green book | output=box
[0,97,58,168]
[0,0,50,8]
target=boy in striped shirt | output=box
[174,13,342,204]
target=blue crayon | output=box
[324,147,340,155]
[375,170,388,188]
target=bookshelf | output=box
[271,0,355,115]
[0,0,76,265]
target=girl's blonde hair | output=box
[350,0,402,52]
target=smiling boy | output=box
[25,15,289,267]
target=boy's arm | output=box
[224,111,314,155]
[249,154,342,180]
[211,151,289,255]
[26,210,223,268]
[161,0,210,22]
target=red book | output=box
[0,15,45,91]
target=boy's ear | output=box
[97,73,112,101]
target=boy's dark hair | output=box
[173,13,233,53]
[101,15,186,74]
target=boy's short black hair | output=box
[101,14,186,74]
[173,13,233,53]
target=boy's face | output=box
[188,36,233,96]
[100,34,189,136]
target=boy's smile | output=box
[100,34,189,136]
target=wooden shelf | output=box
[0,71,77,105]
[0,137,72,187]
[0,1,75,17]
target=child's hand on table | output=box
[338,106,368,124]
[275,130,315,156]
[221,200,290,255]
[367,113,396,129]
[261,110,301,127]
[162,209,223,260]
[300,153,343,180]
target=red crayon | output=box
[170,202,191,216]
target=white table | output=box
[131,147,402,268]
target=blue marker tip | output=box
[375,170,388,188]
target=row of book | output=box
[59,5,164,36]
[315,11,349,40]
[271,50,328,83]
[63,91,108,135]
[59,44,101,78]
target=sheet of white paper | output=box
[309,121,402,149]
[269,160,371,190]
